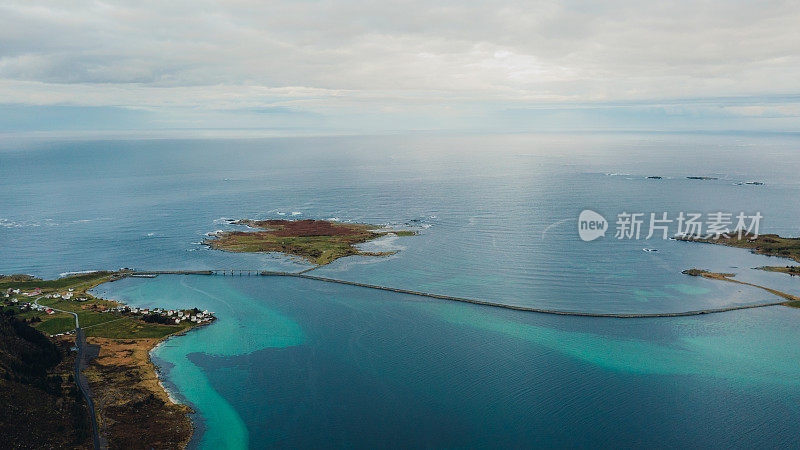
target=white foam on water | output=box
[59,270,101,277]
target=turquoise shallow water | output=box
[96,275,800,448]
[4,133,800,447]
[95,275,305,448]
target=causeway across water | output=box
[128,270,789,318]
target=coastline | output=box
[148,319,217,447]
[9,228,799,449]
[151,339,184,406]
[84,316,215,449]
[28,272,218,449]
[677,234,800,308]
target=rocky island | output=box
[204,219,417,266]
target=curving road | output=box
[34,295,102,449]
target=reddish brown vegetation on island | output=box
[205,218,416,266]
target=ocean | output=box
[3,132,800,448]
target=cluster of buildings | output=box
[112,305,215,324]
[3,287,84,301]
[41,288,88,301]
[3,288,52,313]
[26,302,55,314]
[3,286,215,327]
[4,287,42,297]
[4,299,56,315]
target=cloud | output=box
[0,0,798,132]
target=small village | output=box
[1,271,218,448]
[2,274,216,337]
[111,304,214,325]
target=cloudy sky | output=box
[1,0,799,134]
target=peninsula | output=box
[681,269,800,308]
[676,232,800,266]
[679,232,800,308]
[204,219,417,265]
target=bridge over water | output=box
[127,270,789,318]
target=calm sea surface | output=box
[2,133,800,448]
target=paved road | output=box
[34,295,78,328]
[34,295,102,449]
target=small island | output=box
[204,219,417,266]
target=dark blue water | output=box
[201,278,800,449]
[3,133,800,448]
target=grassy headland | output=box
[0,270,116,291]
[678,231,800,308]
[204,219,417,265]
[675,232,800,263]
[756,266,800,276]
[676,231,800,282]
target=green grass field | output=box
[0,271,113,291]
[35,315,78,335]
[3,271,210,340]
[85,317,194,339]
[33,297,193,337]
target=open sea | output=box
[2,133,800,448]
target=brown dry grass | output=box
[85,337,193,449]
